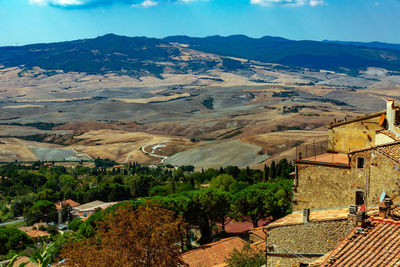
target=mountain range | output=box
[1,34,400,77]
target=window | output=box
[355,190,365,206]
[357,157,365,168]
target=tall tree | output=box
[61,204,186,267]
[231,188,268,228]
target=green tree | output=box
[11,195,34,217]
[0,227,33,255]
[226,243,265,267]
[35,189,58,202]
[190,188,231,244]
[270,161,276,178]
[68,218,83,231]
[124,174,155,197]
[210,174,235,191]
[25,200,57,225]
[231,188,268,228]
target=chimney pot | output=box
[349,204,358,215]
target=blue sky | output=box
[0,0,399,46]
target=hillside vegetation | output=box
[1,34,400,77]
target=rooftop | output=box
[73,200,117,211]
[25,230,50,238]
[299,153,350,165]
[181,237,246,267]
[55,199,80,210]
[328,110,385,128]
[350,141,400,163]
[320,217,400,266]
[266,208,349,229]
[217,218,271,234]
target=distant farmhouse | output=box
[264,99,400,266]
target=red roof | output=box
[302,153,350,165]
[182,237,246,267]
[321,217,400,266]
[25,230,50,238]
[55,199,80,210]
[217,218,271,234]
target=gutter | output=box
[293,159,350,168]
[266,252,326,256]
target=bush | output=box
[68,218,83,231]
[226,243,265,267]
[0,227,33,255]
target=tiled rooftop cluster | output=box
[322,218,400,266]
[374,142,400,163]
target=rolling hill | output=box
[1,34,400,77]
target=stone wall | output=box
[293,150,400,212]
[266,220,353,267]
[350,150,400,205]
[292,163,352,211]
[328,115,381,153]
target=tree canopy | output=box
[61,204,186,267]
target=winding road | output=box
[141,143,168,164]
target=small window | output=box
[355,190,365,206]
[357,157,365,168]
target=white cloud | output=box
[250,0,325,7]
[29,0,204,8]
[29,0,84,6]
[140,0,157,7]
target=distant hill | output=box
[323,40,400,50]
[1,34,400,77]
[165,35,400,73]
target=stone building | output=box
[293,99,400,212]
[328,111,384,153]
[264,208,353,267]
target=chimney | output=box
[356,211,366,228]
[379,197,393,218]
[387,99,396,132]
[303,209,310,224]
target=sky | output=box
[0,0,399,46]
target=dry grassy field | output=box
[1,52,399,168]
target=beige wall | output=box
[266,220,353,267]
[292,164,353,212]
[375,133,396,146]
[328,116,381,153]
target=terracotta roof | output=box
[25,230,50,238]
[55,199,80,210]
[266,208,349,229]
[300,153,350,165]
[320,217,400,266]
[249,226,265,241]
[350,141,400,163]
[217,218,271,234]
[367,205,400,220]
[181,237,247,267]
